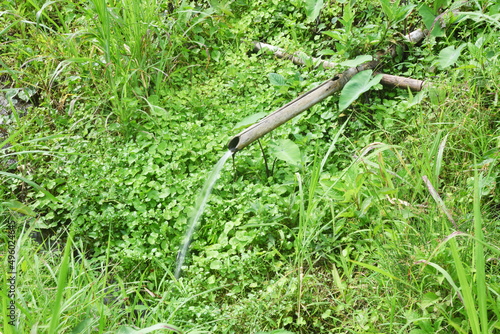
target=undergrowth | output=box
[1,0,499,332]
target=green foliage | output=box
[48,224,74,333]
[338,55,372,67]
[233,111,268,131]
[268,72,287,86]
[437,44,466,69]
[379,0,416,26]
[304,0,324,23]
[269,139,302,167]
[117,323,183,334]
[419,4,446,37]
[1,0,500,332]
[339,70,383,111]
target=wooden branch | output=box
[252,29,431,91]
[253,41,338,70]
[377,73,430,91]
[404,28,428,43]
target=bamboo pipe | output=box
[228,61,378,152]
[228,29,430,152]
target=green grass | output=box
[1,0,499,332]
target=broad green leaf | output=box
[339,70,383,111]
[233,111,267,131]
[268,73,287,86]
[211,49,221,62]
[437,44,466,69]
[70,318,94,334]
[269,139,301,166]
[419,5,445,37]
[359,197,372,216]
[420,292,440,309]
[433,0,448,12]
[317,49,337,56]
[305,0,324,22]
[209,0,234,17]
[429,87,447,106]
[394,4,416,24]
[339,55,372,67]
[402,90,426,110]
[475,36,485,48]
[210,259,222,270]
[322,30,345,42]
[379,0,394,20]
[298,52,315,68]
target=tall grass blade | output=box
[48,227,75,334]
[0,171,60,203]
[0,114,31,150]
[1,200,36,217]
[449,237,481,333]
[422,175,457,228]
[350,260,415,290]
[1,215,21,334]
[295,172,306,264]
[435,133,448,184]
[331,263,344,299]
[0,59,19,82]
[473,159,487,334]
[319,114,351,174]
[457,11,500,30]
[414,259,463,303]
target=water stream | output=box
[174,150,233,279]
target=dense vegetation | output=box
[1,0,499,332]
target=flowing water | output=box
[174,150,233,279]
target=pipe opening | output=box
[228,136,240,152]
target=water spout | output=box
[174,150,232,279]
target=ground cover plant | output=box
[1,0,499,332]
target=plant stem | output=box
[257,139,270,180]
